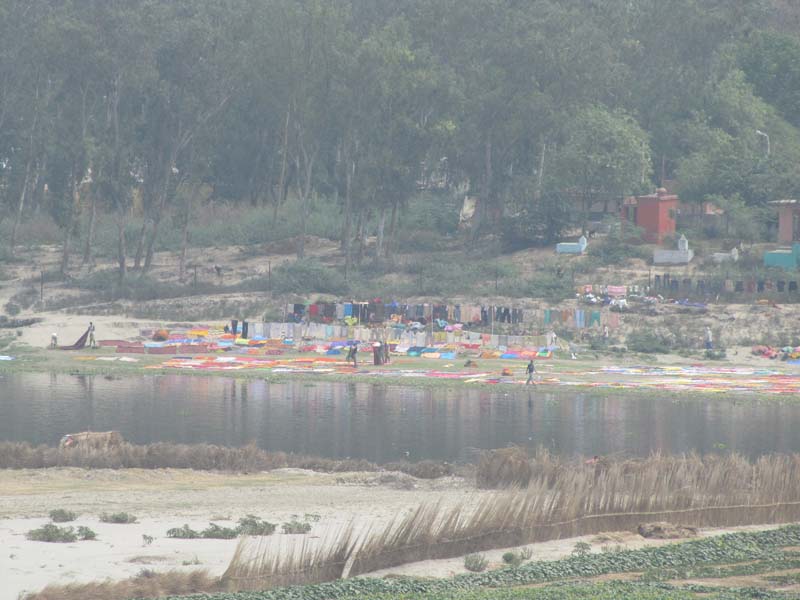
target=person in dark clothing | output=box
[346,342,358,367]
[526,359,536,385]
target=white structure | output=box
[653,234,694,265]
[712,247,739,264]
[556,235,588,255]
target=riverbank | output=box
[3,342,800,401]
[2,467,792,600]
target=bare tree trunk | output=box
[296,145,316,260]
[375,204,387,261]
[470,136,493,242]
[117,215,128,282]
[179,213,190,282]
[82,191,97,268]
[385,198,399,260]
[9,159,32,255]
[343,160,353,277]
[535,140,546,201]
[274,105,291,222]
[60,228,71,276]
[356,208,366,264]
[133,220,148,269]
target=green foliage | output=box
[463,553,488,573]
[201,523,240,540]
[166,524,200,539]
[501,551,523,567]
[169,517,278,539]
[237,515,277,536]
[156,525,800,599]
[281,520,312,535]
[626,330,673,354]
[49,509,77,523]
[26,524,78,543]
[77,525,97,540]
[588,228,649,267]
[100,512,137,524]
[572,541,592,557]
[270,260,347,296]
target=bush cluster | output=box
[167,515,281,540]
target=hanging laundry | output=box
[588,311,601,327]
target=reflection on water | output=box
[1,372,799,462]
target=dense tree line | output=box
[1,0,799,279]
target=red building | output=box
[770,199,800,244]
[621,188,678,243]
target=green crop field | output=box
[156,526,800,600]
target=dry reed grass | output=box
[476,446,532,488]
[226,451,800,584]
[23,569,219,600]
[0,441,452,478]
[220,525,355,590]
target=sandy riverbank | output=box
[0,467,789,600]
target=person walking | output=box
[88,322,96,349]
[705,326,713,350]
[347,342,358,367]
[526,359,536,385]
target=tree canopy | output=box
[1,0,799,277]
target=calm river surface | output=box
[1,372,799,462]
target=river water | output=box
[1,372,799,462]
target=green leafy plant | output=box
[166,524,201,539]
[201,523,240,539]
[572,541,592,556]
[100,512,138,524]
[77,525,97,540]
[237,515,277,536]
[282,519,312,535]
[26,524,78,543]
[49,509,77,523]
[463,553,488,572]
[502,551,522,567]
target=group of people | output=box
[49,321,97,349]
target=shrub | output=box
[573,541,592,556]
[519,547,533,560]
[201,523,240,539]
[269,259,347,296]
[100,512,137,524]
[625,329,673,354]
[167,524,201,539]
[282,520,312,535]
[77,526,97,540]
[502,551,522,567]
[237,515,276,536]
[27,524,78,543]
[49,509,77,523]
[463,553,488,572]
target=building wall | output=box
[778,205,797,244]
[637,196,677,243]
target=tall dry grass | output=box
[226,451,800,584]
[221,525,355,590]
[22,451,800,599]
[0,441,452,478]
[23,569,219,600]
